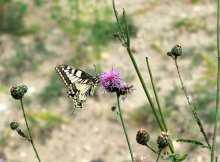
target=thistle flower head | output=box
[10,85,28,100]
[117,84,134,96]
[136,128,150,146]
[10,122,19,130]
[99,69,134,96]
[167,45,182,58]
[157,131,171,150]
[99,69,121,93]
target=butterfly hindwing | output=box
[55,65,98,108]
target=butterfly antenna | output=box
[93,64,98,77]
[93,64,100,84]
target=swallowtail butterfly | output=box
[55,65,99,108]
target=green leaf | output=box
[165,154,188,162]
[175,154,188,161]
[165,154,176,160]
[176,138,209,149]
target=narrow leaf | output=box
[176,138,209,148]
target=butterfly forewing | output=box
[55,65,94,86]
[55,65,98,108]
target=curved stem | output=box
[211,0,220,161]
[174,59,210,148]
[146,144,158,154]
[116,94,135,162]
[20,99,42,162]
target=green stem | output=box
[211,0,220,161]
[127,48,175,154]
[145,57,168,131]
[112,0,175,154]
[156,150,161,162]
[116,94,135,162]
[123,9,130,47]
[112,0,126,44]
[126,48,164,130]
[174,59,210,148]
[146,57,175,151]
[146,144,159,154]
[112,0,163,131]
[20,99,42,162]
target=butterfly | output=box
[55,65,99,109]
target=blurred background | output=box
[0,0,219,161]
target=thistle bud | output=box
[113,32,120,38]
[10,85,28,100]
[136,128,150,146]
[171,45,182,57]
[157,131,171,150]
[10,122,19,130]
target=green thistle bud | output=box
[157,131,171,150]
[171,45,182,57]
[136,128,150,146]
[19,85,28,93]
[10,85,28,100]
[10,122,19,130]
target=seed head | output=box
[10,122,19,130]
[10,85,28,100]
[157,131,171,150]
[168,45,182,58]
[136,128,150,146]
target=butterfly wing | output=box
[55,65,97,108]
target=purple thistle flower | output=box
[99,69,134,96]
[99,69,122,93]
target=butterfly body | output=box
[55,65,99,108]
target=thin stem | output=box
[112,0,164,131]
[112,0,175,154]
[20,99,42,162]
[174,59,210,148]
[112,0,126,43]
[146,57,168,131]
[116,94,135,162]
[146,144,158,154]
[146,57,175,151]
[126,48,164,130]
[211,0,220,161]
[156,150,161,162]
[123,9,130,47]
[127,48,175,154]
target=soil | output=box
[0,0,218,162]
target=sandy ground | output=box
[0,0,218,162]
